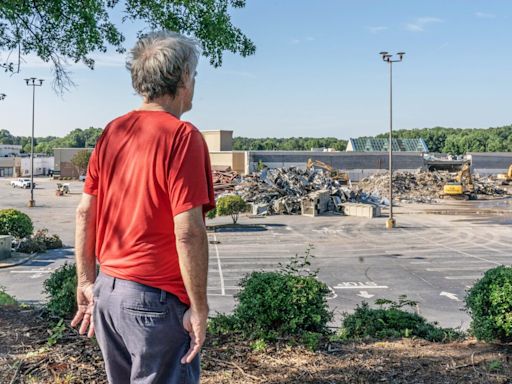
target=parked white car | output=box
[10,178,35,189]
[79,175,86,182]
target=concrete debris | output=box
[212,169,240,194]
[226,167,377,215]
[212,168,509,216]
[356,170,506,204]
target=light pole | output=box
[24,77,44,208]
[0,93,6,100]
[379,51,405,229]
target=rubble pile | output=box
[212,169,240,194]
[228,167,373,215]
[357,170,507,204]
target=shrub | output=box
[232,246,332,341]
[17,237,46,254]
[216,195,247,224]
[43,263,77,318]
[341,296,463,342]
[465,266,512,342]
[0,286,17,306]
[0,209,33,239]
[34,229,63,249]
[206,208,216,220]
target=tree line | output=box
[0,128,102,155]
[2,125,511,156]
[233,137,348,151]
[375,126,512,155]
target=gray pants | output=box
[93,272,200,384]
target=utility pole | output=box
[379,52,405,229]
[24,77,44,208]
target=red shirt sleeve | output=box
[84,148,99,196]
[168,127,215,217]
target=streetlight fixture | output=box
[24,77,44,208]
[379,51,405,229]
[0,93,6,100]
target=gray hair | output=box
[127,31,200,101]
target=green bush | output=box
[0,209,33,239]
[216,195,247,224]
[341,297,463,342]
[0,286,17,306]
[206,208,216,220]
[465,266,512,342]
[43,263,77,318]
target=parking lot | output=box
[1,177,511,329]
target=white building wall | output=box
[0,144,22,157]
[20,157,55,176]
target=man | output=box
[71,31,215,384]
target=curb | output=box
[0,252,39,269]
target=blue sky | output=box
[1,0,511,139]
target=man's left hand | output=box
[71,283,95,337]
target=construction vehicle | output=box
[496,164,512,185]
[306,158,350,185]
[441,162,477,200]
[55,183,70,196]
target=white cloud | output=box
[405,17,443,32]
[367,26,388,34]
[475,12,496,19]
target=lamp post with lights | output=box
[25,77,44,207]
[0,93,6,101]
[379,51,405,229]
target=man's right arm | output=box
[174,206,209,364]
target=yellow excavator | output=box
[496,164,512,185]
[306,158,350,184]
[441,162,477,200]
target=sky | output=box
[1,0,511,139]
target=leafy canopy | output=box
[0,0,255,90]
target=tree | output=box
[70,150,92,176]
[216,195,247,224]
[0,0,256,91]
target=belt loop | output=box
[160,290,167,304]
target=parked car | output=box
[10,178,35,189]
[79,175,86,182]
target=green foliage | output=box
[233,137,348,151]
[0,209,33,239]
[488,360,504,372]
[375,125,512,155]
[256,160,267,171]
[0,286,17,306]
[47,319,67,347]
[250,339,267,352]
[216,195,247,224]
[70,150,92,175]
[43,263,77,319]
[209,247,332,344]
[0,1,255,90]
[465,266,512,342]
[206,208,217,220]
[341,297,463,342]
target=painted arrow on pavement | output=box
[357,291,374,299]
[440,291,461,302]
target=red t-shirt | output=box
[84,110,215,305]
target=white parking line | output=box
[211,233,225,296]
[445,275,481,280]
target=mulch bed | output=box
[1,307,511,384]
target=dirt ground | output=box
[1,307,510,384]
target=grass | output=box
[0,286,17,306]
